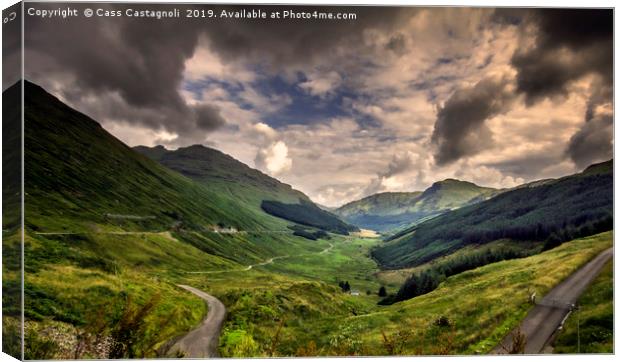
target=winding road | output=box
[171,242,336,356]
[169,285,227,358]
[492,247,613,354]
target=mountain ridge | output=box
[372,160,613,269]
[334,179,498,232]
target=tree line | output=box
[379,246,533,305]
[261,200,358,235]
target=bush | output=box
[433,316,452,327]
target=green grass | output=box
[338,231,613,355]
[263,236,384,293]
[13,227,614,357]
[553,260,613,353]
[175,232,612,357]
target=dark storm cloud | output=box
[504,9,614,169]
[431,76,515,166]
[566,114,613,169]
[507,9,612,105]
[194,104,226,131]
[196,6,413,70]
[382,153,413,178]
[487,153,564,180]
[385,33,407,55]
[22,4,411,144]
[566,81,613,168]
[24,3,217,140]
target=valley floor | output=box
[176,231,613,357]
[8,230,613,358]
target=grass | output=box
[10,226,614,358]
[553,259,613,353]
[175,232,612,357]
[15,221,613,358]
[23,253,207,357]
[338,231,613,355]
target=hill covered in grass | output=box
[372,161,613,269]
[135,144,356,234]
[335,179,498,232]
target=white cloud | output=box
[184,38,256,84]
[168,11,605,207]
[255,141,293,175]
[102,122,179,147]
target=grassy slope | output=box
[335,180,497,232]
[553,260,613,353]
[373,162,613,269]
[134,144,308,231]
[329,232,613,356]
[24,81,264,234]
[20,79,328,264]
[178,234,385,357]
[135,145,355,234]
[2,83,22,359]
[374,239,540,286]
[177,232,611,357]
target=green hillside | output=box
[372,161,613,269]
[5,80,357,358]
[335,180,497,232]
[134,144,356,234]
[133,144,309,205]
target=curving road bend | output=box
[492,247,613,354]
[170,285,227,358]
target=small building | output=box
[350,290,360,296]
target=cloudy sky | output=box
[18,4,613,207]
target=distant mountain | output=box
[335,179,498,232]
[372,161,613,269]
[134,145,357,234]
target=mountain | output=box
[133,144,310,206]
[334,179,498,232]
[372,161,613,269]
[23,81,264,234]
[134,145,357,235]
[16,80,352,270]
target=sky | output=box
[15,4,613,207]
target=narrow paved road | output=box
[169,285,226,358]
[492,247,613,354]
